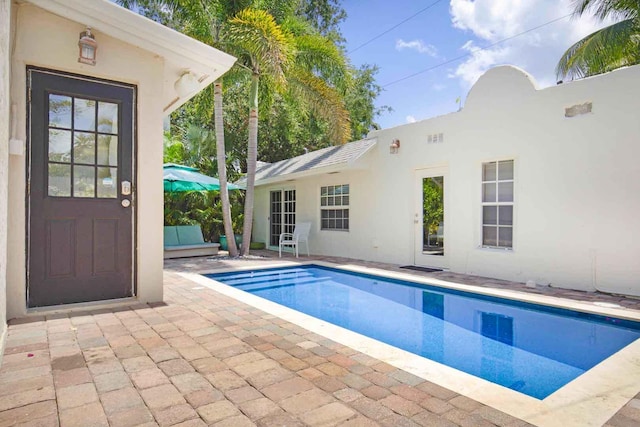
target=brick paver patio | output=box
[1,252,639,426]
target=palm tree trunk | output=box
[213,80,238,256]
[241,73,259,256]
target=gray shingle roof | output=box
[251,138,377,183]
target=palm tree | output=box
[120,1,351,256]
[557,0,640,80]
[224,8,350,255]
[119,0,241,256]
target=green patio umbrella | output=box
[163,163,244,192]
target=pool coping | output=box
[178,260,640,427]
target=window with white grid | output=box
[320,184,349,231]
[482,160,513,249]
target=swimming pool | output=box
[206,264,640,400]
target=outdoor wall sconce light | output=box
[390,138,400,154]
[78,27,97,65]
[174,71,200,98]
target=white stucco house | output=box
[0,0,235,357]
[252,64,640,297]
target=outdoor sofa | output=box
[164,225,220,259]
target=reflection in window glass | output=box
[97,167,117,198]
[482,182,496,203]
[74,132,96,164]
[49,94,72,128]
[98,102,118,133]
[482,160,514,249]
[498,160,514,180]
[320,185,350,231]
[498,227,513,248]
[483,206,497,225]
[74,98,96,131]
[73,165,95,197]
[48,164,71,197]
[498,206,513,226]
[483,226,497,247]
[48,129,72,162]
[46,93,121,199]
[498,182,514,202]
[98,135,118,166]
[483,162,497,181]
[422,176,444,256]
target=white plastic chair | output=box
[279,222,311,257]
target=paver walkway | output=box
[1,252,639,427]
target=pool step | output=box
[235,276,331,292]
[222,271,314,287]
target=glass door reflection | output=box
[422,176,444,255]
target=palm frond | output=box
[574,0,640,20]
[226,8,294,85]
[291,33,348,90]
[252,0,299,23]
[556,18,640,79]
[288,69,351,144]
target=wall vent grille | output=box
[427,133,444,143]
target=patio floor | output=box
[1,251,640,427]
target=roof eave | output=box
[254,139,377,186]
[254,164,345,186]
[25,0,236,115]
[348,137,377,165]
[254,159,372,187]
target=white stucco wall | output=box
[254,65,640,296]
[0,0,12,359]
[6,4,166,319]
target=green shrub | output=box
[249,242,266,250]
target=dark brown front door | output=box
[27,68,135,307]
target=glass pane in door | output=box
[270,190,296,246]
[422,176,444,255]
[270,191,282,246]
[284,190,296,235]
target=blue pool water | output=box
[206,265,640,399]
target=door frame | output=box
[414,166,449,270]
[25,66,138,307]
[267,188,296,249]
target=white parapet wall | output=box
[253,65,640,296]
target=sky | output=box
[339,0,613,129]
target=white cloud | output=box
[396,39,438,57]
[448,0,615,89]
[449,40,510,86]
[432,83,447,91]
[406,115,417,123]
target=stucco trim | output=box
[24,0,235,72]
[23,0,236,113]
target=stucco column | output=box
[0,0,12,360]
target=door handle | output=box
[121,199,131,208]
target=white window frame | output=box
[481,160,514,249]
[320,184,349,231]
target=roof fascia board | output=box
[255,164,350,187]
[25,0,236,74]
